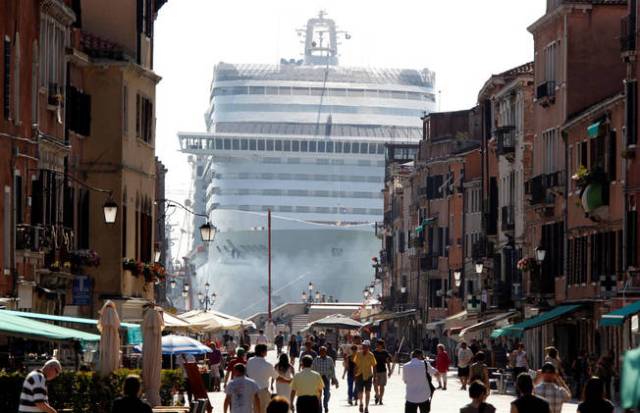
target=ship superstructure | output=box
[178,12,436,316]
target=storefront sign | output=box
[72,275,92,306]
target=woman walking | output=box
[288,334,300,367]
[273,353,295,405]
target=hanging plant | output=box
[517,257,538,272]
[70,249,101,268]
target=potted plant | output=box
[517,257,538,272]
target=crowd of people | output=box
[17,330,618,413]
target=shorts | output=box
[458,366,469,377]
[374,372,388,386]
[355,376,373,393]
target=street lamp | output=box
[454,270,462,288]
[154,249,161,263]
[315,291,320,301]
[205,281,210,290]
[199,222,216,243]
[199,282,216,310]
[535,246,547,263]
[183,283,190,292]
[308,282,314,292]
[400,286,407,294]
[475,262,484,275]
[103,197,118,224]
[181,288,188,298]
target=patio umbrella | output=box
[97,300,121,377]
[142,306,165,407]
[309,314,363,330]
[134,334,213,355]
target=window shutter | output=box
[3,38,11,119]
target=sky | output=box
[153,0,546,258]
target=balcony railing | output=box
[544,170,565,188]
[621,14,636,54]
[536,81,556,106]
[16,224,44,252]
[495,125,515,156]
[501,205,515,232]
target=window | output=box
[275,140,282,151]
[326,142,333,153]
[67,86,91,136]
[292,140,299,152]
[309,141,316,152]
[232,139,240,150]
[241,139,248,150]
[335,141,343,153]
[317,141,325,153]
[283,140,291,151]
[543,41,558,82]
[258,139,265,150]
[352,143,360,154]
[223,138,231,150]
[215,139,223,149]
[301,141,308,152]
[39,14,67,90]
[249,139,256,150]
[135,93,153,143]
[266,139,274,151]
[542,129,559,174]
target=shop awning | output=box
[0,309,141,344]
[600,300,640,327]
[458,311,518,340]
[0,311,100,342]
[426,310,468,331]
[491,304,582,338]
[587,121,602,138]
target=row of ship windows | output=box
[219,205,384,215]
[214,103,424,117]
[211,86,436,102]
[213,122,423,139]
[209,172,384,183]
[209,137,387,155]
[212,188,383,199]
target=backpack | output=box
[424,361,436,397]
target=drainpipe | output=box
[562,130,569,302]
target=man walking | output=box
[353,340,377,413]
[291,355,324,413]
[372,339,391,405]
[274,332,285,355]
[402,349,437,413]
[457,342,474,390]
[19,359,62,413]
[246,344,277,413]
[299,341,318,368]
[256,330,268,346]
[224,348,247,389]
[312,346,338,413]
[534,363,571,413]
[224,364,261,413]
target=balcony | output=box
[501,205,515,232]
[544,170,565,189]
[495,125,515,157]
[420,255,439,271]
[621,14,636,56]
[536,81,556,107]
[528,175,548,205]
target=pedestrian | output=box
[402,349,437,413]
[342,344,358,406]
[469,339,479,355]
[225,348,247,389]
[435,344,451,390]
[288,334,300,367]
[246,344,277,413]
[572,350,589,397]
[595,355,614,400]
[353,340,377,413]
[544,347,563,377]
[491,340,508,369]
[311,346,338,413]
[457,342,474,391]
[224,363,261,413]
[468,351,490,393]
[511,372,551,413]
[256,330,269,347]
[208,341,223,391]
[459,380,496,413]
[19,358,61,413]
[111,374,152,413]
[266,396,290,413]
[275,332,285,355]
[577,376,615,413]
[227,337,237,356]
[273,353,295,404]
[372,339,392,405]
[290,355,324,413]
[513,343,529,377]
[533,362,571,413]
[295,332,303,349]
[177,352,196,402]
[326,342,337,361]
[299,341,318,368]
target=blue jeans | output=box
[322,376,331,411]
[347,371,355,401]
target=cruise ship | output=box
[178,12,436,317]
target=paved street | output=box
[207,351,581,413]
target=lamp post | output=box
[301,291,307,302]
[156,199,217,243]
[535,246,546,306]
[198,281,216,311]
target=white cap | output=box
[362,340,371,347]
[44,358,62,372]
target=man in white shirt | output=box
[457,342,474,390]
[402,349,437,413]
[255,330,268,346]
[224,363,261,413]
[246,344,276,413]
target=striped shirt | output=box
[19,370,49,412]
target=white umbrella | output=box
[142,306,165,407]
[97,300,121,377]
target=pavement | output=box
[207,351,581,413]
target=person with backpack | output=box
[459,380,496,413]
[468,351,490,395]
[402,349,438,413]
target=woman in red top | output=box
[435,343,451,390]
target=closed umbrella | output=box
[142,306,165,407]
[97,300,121,377]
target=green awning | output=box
[416,217,436,233]
[0,311,100,342]
[415,225,424,233]
[491,304,582,338]
[0,309,141,344]
[601,300,640,327]
[587,121,602,138]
